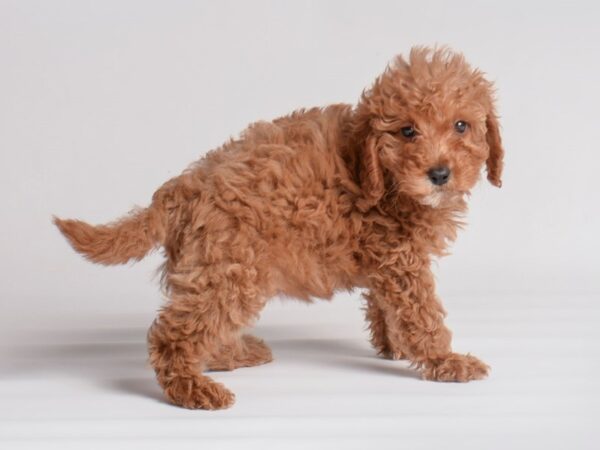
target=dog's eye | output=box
[400,126,416,138]
[454,120,468,133]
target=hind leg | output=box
[148,260,268,409]
[206,334,273,371]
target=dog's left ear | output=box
[485,111,504,188]
[356,133,385,212]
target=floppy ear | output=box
[485,112,504,187]
[356,134,385,212]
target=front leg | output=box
[364,296,405,360]
[368,263,489,382]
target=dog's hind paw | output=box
[163,376,235,410]
[380,349,407,360]
[422,353,489,382]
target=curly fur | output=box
[55,47,504,409]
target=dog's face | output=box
[354,48,504,210]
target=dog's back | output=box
[55,104,361,292]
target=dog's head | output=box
[352,47,504,211]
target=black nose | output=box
[427,167,451,186]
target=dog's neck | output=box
[383,191,468,256]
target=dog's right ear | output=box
[356,133,385,212]
[485,111,504,188]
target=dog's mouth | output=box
[419,188,466,208]
[420,190,446,208]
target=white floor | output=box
[1,293,598,450]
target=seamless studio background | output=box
[1,1,599,449]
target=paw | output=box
[379,349,406,360]
[240,334,273,366]
[207,335,273,371]
[163,377,235,410]
[422,353,489,382]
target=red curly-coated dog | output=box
[55,47,504,409]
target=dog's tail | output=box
[53,205,166,265]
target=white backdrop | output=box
[1,1,599,449]
[1,0,599,313]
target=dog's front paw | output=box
[163,376,235,410]
[422,353,489,382]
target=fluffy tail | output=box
[54,206,165,265]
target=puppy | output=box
[55,47,504,409]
